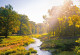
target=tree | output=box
[18,15,30,35]
[29,21,36,34]
[44,0,80,38]
[0,4,20,38]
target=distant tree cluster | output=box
[44,0,80,37]
[0,4,47,38]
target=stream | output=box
[25,38,52,55]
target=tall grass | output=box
[0,36,36,55]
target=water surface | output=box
[25,38,52,55]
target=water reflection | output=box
[25,38,52,55]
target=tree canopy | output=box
[44,0,80,37]
[0,4,47,38]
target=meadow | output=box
[0,36,37,55]
[38,34,80,55]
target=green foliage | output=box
[42,4,80,55]
[29,48,37,53]
[18,14,31,35]
[0,4,47,37]
[55,51,76,55]
[39,34,80,55]
[44,0,80,37]
[75,38,80,55]
[29,22,47,34]
[0,4,20,37]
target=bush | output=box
[29,48,37,53]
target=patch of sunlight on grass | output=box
[31,33,48,38]
[0,36,34,47]
[0,46,37,55]
[0,36,36,55]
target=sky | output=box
[0,0,80,23]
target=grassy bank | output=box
[0,36,37,55]
[38,34,80,55]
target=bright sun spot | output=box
[25,0,64,23]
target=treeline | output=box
[44,0,80,37]
[42,1,80,55]
[0,4,47,38]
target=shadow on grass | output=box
[0,36,6,44]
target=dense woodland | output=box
[41,0,80,55]
[43,0,80,37]
[0,4,47,38]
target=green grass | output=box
[0,47,37,55]
[55,51,76,55]
[39,34,80,55]
[0,36,37,55]
[29,48,37,53]
[0,36,34,47]
[31,33,48,38]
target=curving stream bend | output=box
[25,38,52,55]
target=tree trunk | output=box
[20,21,22,35]
[73,22,75,37]
[5,35,7,38]
[5,30,8,38]
[20,24,21,35]
[5,24,8,38]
